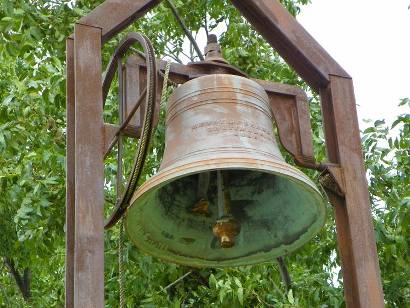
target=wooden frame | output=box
[66,1,384,307]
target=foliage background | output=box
[0,0,408,306]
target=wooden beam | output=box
[328,193,359,306]
[324,76,384,307]
[73,24,104,307]
[77,0,161,44]
[320,85,339,163]
[230,0,350,92]
[65,37,75,308]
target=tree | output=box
[362,98,410,306]
[0,0,408,306]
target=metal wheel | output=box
[101,32,157,229]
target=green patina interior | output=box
[125,169,326,268]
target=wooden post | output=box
[65,37,75,308]
[73,23,104,307]
[320,76,384,307]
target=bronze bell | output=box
[125,74,326,267]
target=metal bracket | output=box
[319,164,345,197]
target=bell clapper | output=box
[213,170,241,248]
[213,216,241,248]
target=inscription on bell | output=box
[192,120,273,141]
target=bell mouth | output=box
[125,158,326,268]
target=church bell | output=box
[125,74,326,267]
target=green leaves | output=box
[362,100,410,305]
[0,0,408,306]
[206,272,246,306]
[0,0,70,304]
[287,289,295,304]
[209,273,217,289]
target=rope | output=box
[160,60,172,107]
[104,33,157,229]
[119,34,156,209]
[117,59,172,308]
[119,217,125,307]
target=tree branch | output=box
[162,270,192,292]
[3,257,31,302]
[23,268,31,299]
[203,5,209,38]
[164,46,183,64]
[252,290,275,307]
[165,0,204,61]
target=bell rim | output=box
[125,157,326,268]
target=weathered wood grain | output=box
[65,37,75,308]
[73,24,104,307]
